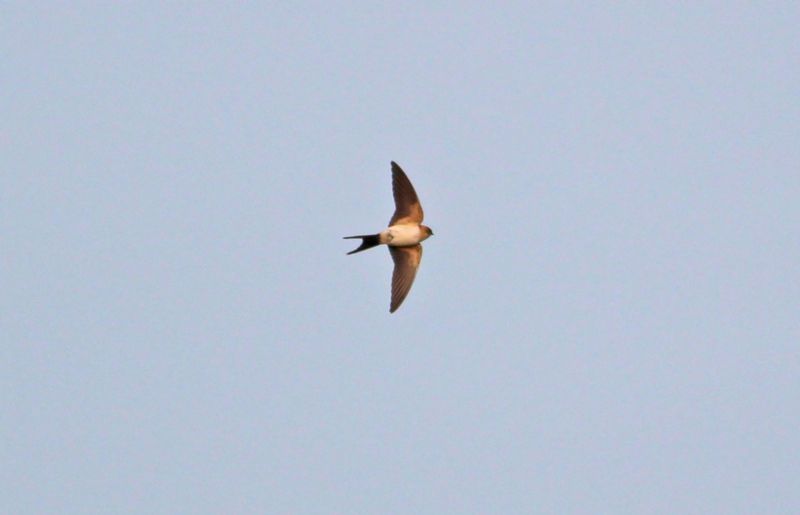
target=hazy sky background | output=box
[3,3,799,514]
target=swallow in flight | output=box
[344,161,433,313]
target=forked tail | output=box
[343,233,381,255]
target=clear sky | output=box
[3,3,799,514]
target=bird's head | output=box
[422,225,434,237]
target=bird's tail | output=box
[343,233,381,255]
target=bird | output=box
[344,161,434,313]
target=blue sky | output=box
[3,3,799,514]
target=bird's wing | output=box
[389,244,423,313]
[388,161,424,225]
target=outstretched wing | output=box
[389,161,424,225]
[389,244,423,313]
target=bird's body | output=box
[344,162,433,313]
[381,223,432,247]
